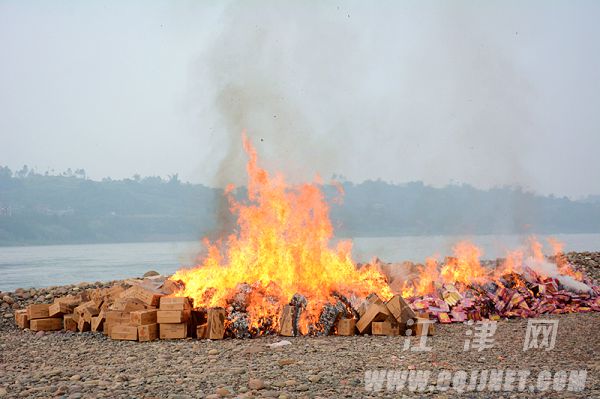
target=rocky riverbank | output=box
[0,253,599,398]
[0,312,598,398]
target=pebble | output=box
[248,378,265,390]
[208,349,219,355]
[2,295,13,304]
[70,375,81,381]
[277,358,295,366]
[215,387,230,396]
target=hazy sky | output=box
[1,1,599,197]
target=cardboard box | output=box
[336,318,356,336]
[77,316,91,332]
[123,285,163,307]
[157,310,190,324]
[91,312,105,332]
[54,295,83,306]
[386,295,416,324]
[104,311,134,336]
[82,306,100,323]
[412,318,435,336]
[27,304,50,320]
[30,317,63,331]
[49,302,74,317]
[138,323,158,342]
[371,320,399,336]
[130,309,157,325]
[110,325,138,341]
[159,323,187,339]
[159,296,193,311]
[111,298,148,312]
[196,308,225,339]
[15,309,29,329]
[63,314,77,332]
[356,303,391,334]
[279,305,294,337]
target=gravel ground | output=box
[0,312,598,399]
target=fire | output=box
[171,134,391,333]
[398,237,585,298]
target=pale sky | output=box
[1,1,599,197]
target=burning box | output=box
[159,297,192,311]
[157,310,190,324]
[30,317,63,331]
[27,304,50,320]
[197,308,226,340]
[279,305,294,337]
[130,309,157,325]
[159,323,187,339]
[111,325,138,341]
[138,323,158,342]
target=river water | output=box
[1,233,599,291]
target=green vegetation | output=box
[1,166,599,246]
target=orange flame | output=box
[171,134,391,331]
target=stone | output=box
[2,295,14,305]
[208,349,219,355]
[70,375,81,381]
[143,270,160,278]
[215,387,230,396]
[278,358,296,366]
[248,378,265,390]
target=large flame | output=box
[171,134,391,331]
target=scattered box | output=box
[49,302,74,317]
[386,295,417,324]
[15,309,29,329]
[30,317,63,331]
[336,318,356,336]
[123,285,163,307]
[77,315,90,332]
[157,310,190,324]
[138,323,158,342]
[111,325,138,341]
[159,296,192,311]
[131,309,157,325]
[412,318,435,336]
[159,323,187,339]
[111,298,148,312]
[91,312,105,332]
[27,304,50,320]
[63,314,77,332]
[356,303,391,334]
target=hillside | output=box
[1,166,599,245]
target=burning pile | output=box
[169,135,392,336]
[11,136,600,340]
[390,239,600,323]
